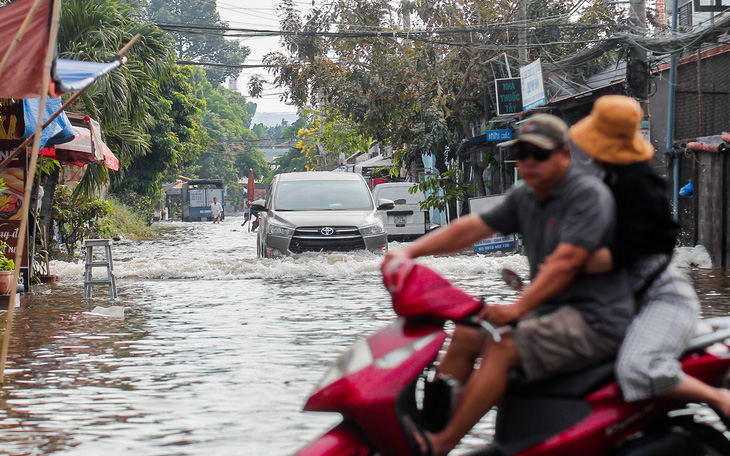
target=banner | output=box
[520,59,546,111]
[0,0,54,99]
[0,100,30,291]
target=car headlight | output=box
[360,223,384,235]
[268,223,295,236]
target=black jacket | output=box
[605,162,679,269]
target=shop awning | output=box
[357,154,395,169]
[0,0,122,99]
[0,0,53,99]
[40,118,120,171]
[163,182,182,195]
[50,58,123,96]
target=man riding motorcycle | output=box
[381,114,634,456]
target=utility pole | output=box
[518,0,528,64]
[628,0,649,107]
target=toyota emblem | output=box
[321,227,334,236]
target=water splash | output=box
[674,245,713,269]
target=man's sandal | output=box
[403,416,433,456]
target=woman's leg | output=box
[664,375,730,417]
[617,264,698,400]
[616,264,730,414]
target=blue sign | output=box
[487,130,512,141]
[474,234,516,253]
[469,195,516,254]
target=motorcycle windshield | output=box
[385,262,482,321]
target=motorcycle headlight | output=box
[360,223,384,235]
[268,223,295,236]
[374,333,439,369]
[317,339,374,389]
[316,333,440,390]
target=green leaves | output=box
[268,0,623,189]
[146,0,250,85]
[412,169,474,212]
[52,185,114,256]
[0,240,14,272]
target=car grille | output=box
[289,226,366,253]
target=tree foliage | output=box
[177,69,270,197]
[122,65,211,195]
[264,0,623,206]
[293,109,372,171]
[145,0,251,85]
[52,185,113,255]
[412,169,473,212]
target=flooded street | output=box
[0,215,727,455]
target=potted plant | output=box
[0,240,15,295]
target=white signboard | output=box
[520,58,546,111]
[189,189,207,207]
[469,195,516,254]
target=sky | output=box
[215,0,315,119]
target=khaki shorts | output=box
[511,306,619,382]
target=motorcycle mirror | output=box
[501,268,523,291]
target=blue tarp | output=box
[22,97,76,148]
[53,58,122,93]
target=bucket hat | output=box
[499,114,569,150]
[569,95,654,165]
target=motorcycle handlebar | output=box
[382,257,414,294]
[464,314,502,343]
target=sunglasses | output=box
[514,145,553,162]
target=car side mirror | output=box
[377,198,395,210]
[250,199,267,212]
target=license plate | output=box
[394,215,406,226]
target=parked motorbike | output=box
[294,259,730,456]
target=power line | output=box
[155,21,610,40]
[177,60,276,68]
[159,10,730,74]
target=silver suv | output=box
[251,172,394,258]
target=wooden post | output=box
[0,0,61,384]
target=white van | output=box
[372,182,436,240]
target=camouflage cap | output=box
[499,114,569,150]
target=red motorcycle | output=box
[294,260,730,456]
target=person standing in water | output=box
[210,197,223,224]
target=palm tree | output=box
[56,0,176,196]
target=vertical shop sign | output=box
[0,99,30,291]
[495,78,523,115]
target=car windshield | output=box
[274,180,374,211]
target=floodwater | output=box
[0,215,726,455]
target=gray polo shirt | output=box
[480,168,633,340]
